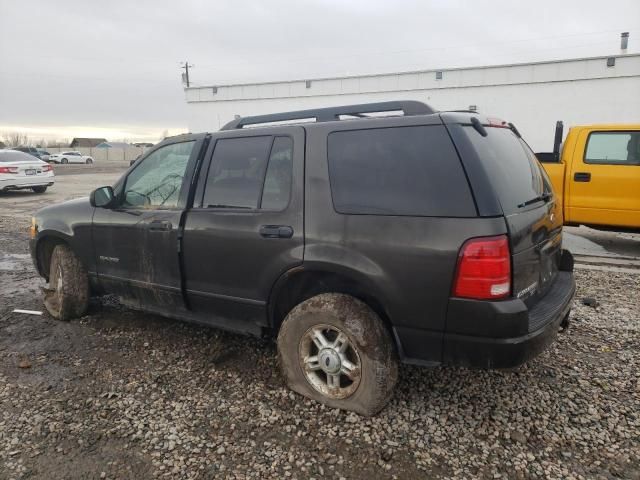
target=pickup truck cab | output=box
[30,101,575,415]
[538,123,640,231]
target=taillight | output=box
[42,164,52,172]
[0,166,18,174]
[452,235,511,300]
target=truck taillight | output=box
[452,235,511,300]
[0,166,18,174]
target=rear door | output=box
[567,129,640,229]
[181,126,304,332]
[460,125,563,305]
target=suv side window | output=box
[585,132,640,165]
[202,136,293,210]
[327,126,475,217]
[122,141,195,209]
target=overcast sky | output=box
[0,0,638,142]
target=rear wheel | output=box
[61,158,68,164]
[44,244,89,320]
[32,186,47,193]
[278,293,398,416]
[85,158,93,164]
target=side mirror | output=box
[90,186,115,208]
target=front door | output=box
[567,129,640,228]
[181,127,304,333]
[93,137,206,314]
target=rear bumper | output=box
[395,271,576,369]
[442,271,575,368]
[0,175,55,191]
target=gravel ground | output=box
[1,217,639,479]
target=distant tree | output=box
[2,131,29,147]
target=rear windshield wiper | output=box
[517,192,552,209]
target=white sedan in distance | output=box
[48,151,94,164]
[0,150,55,193]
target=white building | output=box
[185,53,640,152]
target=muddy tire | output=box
[44,244,89,321]
[277,293,398,416]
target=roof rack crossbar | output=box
[220,101,435,130]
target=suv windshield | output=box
[463,126,550,214]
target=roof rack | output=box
[220,100,436,130]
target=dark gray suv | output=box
[30,101,575,415]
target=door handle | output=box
[259,225,293,238]
[148,220,172,231]
[574,172,591,182]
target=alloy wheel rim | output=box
[299,324,361,399]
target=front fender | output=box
[31,230,74,278]
[31,197,95,277]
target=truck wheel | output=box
[277,293,398,416]
[43,244,89,321]
[32,186,47,193]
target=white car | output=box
[0,150,55,193]
[49,151,94,165]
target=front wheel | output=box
[32,186,47,193]
[85,158,93,164]
[61,158,68,164]
[44,244,89,320]
[277,293,398,416]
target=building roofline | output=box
[186,52,640,91]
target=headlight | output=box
[30,217,38,239]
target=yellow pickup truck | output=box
[537,122,640,231]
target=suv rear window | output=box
[327,126,475,217]
[462,127,547,215]
[0,151,32,162]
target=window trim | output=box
[257,137,276,209]
[199,134,294,213]
[117,139,197,211]
[583,130,640,166]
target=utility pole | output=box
[180,61,194,87]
